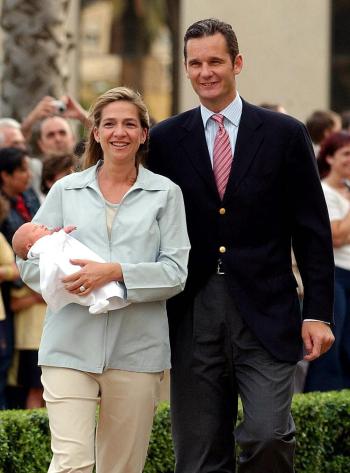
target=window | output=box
[331,0,350,112]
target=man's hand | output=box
[302,321,335,361]
[27,95,58,120]
[61,95,89,127]
[21,96,58,140]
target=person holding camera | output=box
[21,95,89,159]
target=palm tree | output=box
[108,0,179,113]
[0,0,74,121]
[108,0,165,93]
[165,0,180,114]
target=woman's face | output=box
[326,144,350,179]
[45,167,74,191]
[2,157,32,195]
[93,101,147,165]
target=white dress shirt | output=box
[200,93,242,166]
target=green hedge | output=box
[0,392,349,473]
[292,391,350,473]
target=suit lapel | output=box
[224,100,264,200]
[179,108,218,198]
[177,103,264,201]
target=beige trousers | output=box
[41,366,161,473]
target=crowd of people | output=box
[0,15,348,473]
[0,95,86,410]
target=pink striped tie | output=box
[211,114,233,199]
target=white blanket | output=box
[28,230,129,314]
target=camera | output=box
[51,100,66,113]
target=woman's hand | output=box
[62,259,123,295]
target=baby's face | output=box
[28,223,53,244]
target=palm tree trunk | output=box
[165,0,180,114]
[1,0,73,121]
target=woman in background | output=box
[305,131,350,391]
[0,147,42,409]
[0,195,19,409]
[40,153,76,198]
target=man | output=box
[0,119,42,198]
[20,94,89,159]
[36,116,75,157]
[0,119,26,149]
[305,109,341,156]
[148,19,334,473]
[258,102,287,114]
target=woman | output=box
[0,147,41,244]
[0,195,20,409]
[0,147,43,409]
[304,131,350,392]
[40,153,76,198]
[18,87,190,473]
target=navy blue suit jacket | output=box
[148,100,334,362]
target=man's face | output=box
[0,127,26,150]
[38,117,75,156]
[185,33,243,112]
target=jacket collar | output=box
[178,100,264,202]
[63,161,169,192]
[225,99,264,198]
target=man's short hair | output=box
[0,118,21,129]
[306,110,341,144]
[0,118,22,146]
[184,18,239,64]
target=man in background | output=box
[306,109,341,155]
[0,119,42,198]
[21,95,88,159]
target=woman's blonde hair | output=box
[82,87,150,170]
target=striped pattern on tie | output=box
[211,113,233,200]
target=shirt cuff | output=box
[303,318,330,325]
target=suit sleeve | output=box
[148,127,168,175]
[286,123,334,322]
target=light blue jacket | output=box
[17,163,190,373]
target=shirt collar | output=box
[200,93,243,128]
[63,162,169,192]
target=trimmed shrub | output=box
[293,390,350,473]
[0,391,349,472]
[144,402,174,473]
[0,409,51,473]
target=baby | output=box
[12,222,129,315]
